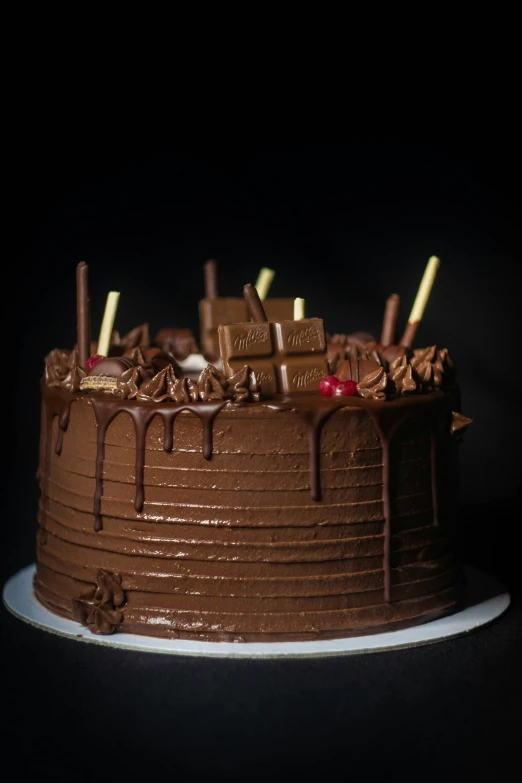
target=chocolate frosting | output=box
[113,323,150,352]
[136,365,181,402]
[115,365,152,400]
[357,366,388,400]
[227,365,261,403]
[44,349,86,392]
[198,364,229,402]
[36,383,463,640]
[122,346,154,371]
[72,570,125,634]
[389,356,418,396]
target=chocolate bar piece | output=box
[199,298,294,361]
[219,317,328,395]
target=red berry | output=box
[334,380,359,397]
[86,354,104,371]
[319,375,340,397]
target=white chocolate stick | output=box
[255,267,275,301]
[97,291,121,357]
[408,256,440,323]
[400,256,440,348]
[294,298,305,320]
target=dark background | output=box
[3,141,521,779]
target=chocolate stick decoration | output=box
[400,256,440,348]
[204,259,218,299]
[97,292,121,357]
[76,261,91,369]
[255,267,275,301]
[380,293,400,347]
[294,298,305,320]
[243,283,268,322]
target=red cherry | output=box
[320,375,341,397]
[334,380,359,397]
[86,354,104,371]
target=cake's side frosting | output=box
[34,385,464,641]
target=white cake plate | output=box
[3,564,510,659]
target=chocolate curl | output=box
[204,259,218,299]
[380,293,400,347]
[76,262,91,369]
[243,283,268,322]
[400,256,440,348]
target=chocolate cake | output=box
[33,259,472,641]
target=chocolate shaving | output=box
[451,411,473,437]
[357,366,388,400]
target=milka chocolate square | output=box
[277,356,330,392]
[273,318,326,355]
[219,322,273,361]
[219,315,328,396]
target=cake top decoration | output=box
[200,260,295,361]
[49,256,457,405]
[218,283,328,395]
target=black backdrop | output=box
[3,141,521,779]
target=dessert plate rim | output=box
[3,564,510,659]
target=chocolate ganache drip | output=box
[91,396,228,531]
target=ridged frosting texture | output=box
[34,387,463,642]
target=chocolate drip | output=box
[305,407,341,501]
[41,386,74,543]
[55,406,71,456]
[162,410,177,452]
[267,392,447,603]
[91,401,119,532]
[127,408,155,513]
[91,397,228,529]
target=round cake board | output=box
[3,565,510,659]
